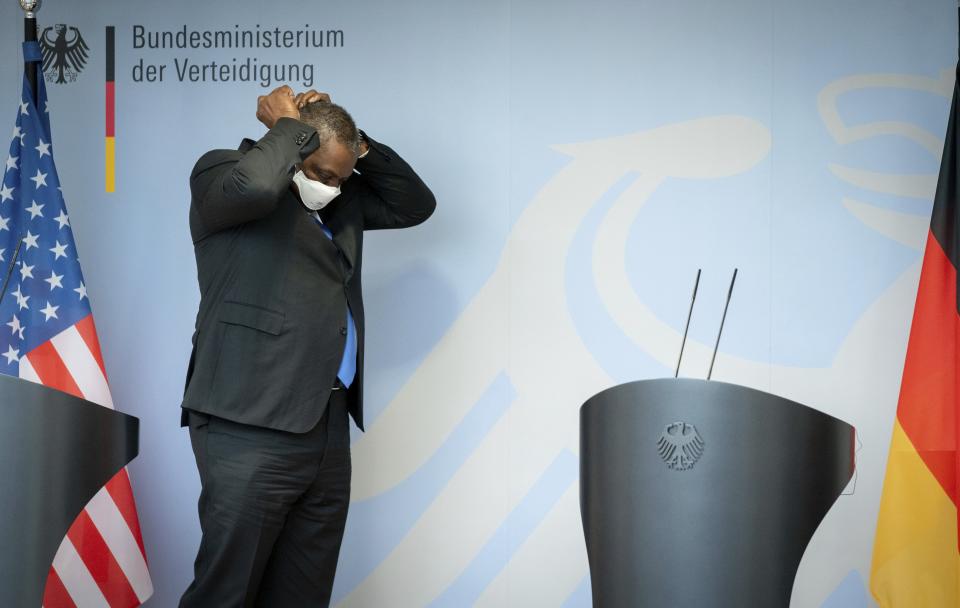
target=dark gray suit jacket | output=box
[180,117,435,432]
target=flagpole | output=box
[19,0,40,99]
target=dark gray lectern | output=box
[0,373,139,607]
[580,378,855,607]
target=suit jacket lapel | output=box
[320,199,356,278]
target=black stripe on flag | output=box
[930,67,960,290]
[105,26,115,82]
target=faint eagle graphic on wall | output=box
[39,25,89,84]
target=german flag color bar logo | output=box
[870,65,960,605]
[105,26,115,193]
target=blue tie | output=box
[317,220,358,388]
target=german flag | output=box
[105,26,115,193]
[870,65,960,604]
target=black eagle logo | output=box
[40,25,89,84]
[657,422,705,471]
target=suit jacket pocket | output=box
[219,301,285,335]
[207,301,290,420]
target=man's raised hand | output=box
[256,85,300,129]
[294,90,332,108]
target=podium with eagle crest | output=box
[579,378,855,607]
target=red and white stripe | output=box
[21,315,153,608]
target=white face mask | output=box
[292,169,340,211]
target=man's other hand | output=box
[256,85,300,129]
[294,90,331,108]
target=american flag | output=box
[2,53,153,606]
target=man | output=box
[179,85,435,607]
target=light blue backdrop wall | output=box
[0,1,952,606]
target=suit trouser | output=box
[179,390,351,608]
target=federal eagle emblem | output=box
[657,422,705,471]
[39,24,89,84]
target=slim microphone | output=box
[675,269,701,378]
[707,268,738,381]
[0,236,24,305]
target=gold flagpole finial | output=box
[18,0,41,18]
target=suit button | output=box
[295,133,307,145]
[339,327,347,335]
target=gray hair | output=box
[298,101,361,156]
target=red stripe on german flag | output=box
[895,231,960,507]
